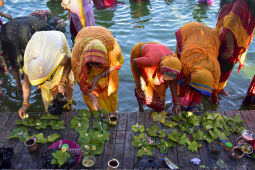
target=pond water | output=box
[0,0,254,113]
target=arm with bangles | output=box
[58,55,71,96]
[18,74,31,119]
[169,79,181,115]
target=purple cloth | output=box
[69,0,95,36]
[199,0,214,5]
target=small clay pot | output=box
[82,156,95,168]
[24,138,38,152]
[231,146,244,159]
[108,115,118,126]
[107,159,119,170]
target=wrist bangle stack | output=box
[59,82,66,87]
[22,102,30,107]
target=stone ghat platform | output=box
[1,110,255,169]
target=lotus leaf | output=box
[171,115,186,122]
[157,139,175,153]
[49,120,65,130]
[71,116,89,132]
[78,109,91,119]
[167,130,181,142]
[8,127,29,142]
[187,115,200,127]
[35,120,48,129]
[48,133,60,142]
[137,146,153,157]
[132,123,145,133]
[202,120,214,130]
[40,113,59,120]
[204,134,213,144]
[16,116,36,127]
[163,121,177,128]
[182,111,193,118]
[146,125,165,138]
[188,141,201,152]
[193,130,204,141]
[51,150,70,167]
[30,133,48,143]
[132,133,148,148]
[177,134,190,146]
[151,112,168,124]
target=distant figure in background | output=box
[215,0,255,99]
[29,9,66,32]
[129,0,150,19]
[18,31,74,119]
[199,0,214,5]
[243,75,255,106]
[131,42,181,114]
[175,22,221,112]
[72,26,124,113]
[92,0,118,9]
[61,0,95,37]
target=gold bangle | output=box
[22,102,30,106]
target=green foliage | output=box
[49,120,65,130]
[78,109,91,119]
[157,139,175,153]
[16,116,36,127]
[188,141,201,152]
[193,130,204,141]
[40,113,59,120]
[8,127,29,142]
[132,123,145,133]
[151,111,168,124]
[146,125,165,138]
[71,116,89,133]
[30,133,60,143]
[137,146,153,157]
[35,120,48,129]
[131,112,246,156]
[163,121,177,128]
[51,150,70,167]
[72,108,111,157]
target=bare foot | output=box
[222,89,230,96]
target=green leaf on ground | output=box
[132,123,145,133]
[16,116,36,127]
[146,125,165,138]
[193,130,204,141]
[8,127,29,142]
[151,112,168,124]
[168,130,181,142]
[188,115,200,127]
[188,140,201,152]
[78,109,91,119]
[51,150,70,167]
[47,133,60,142]
[137,146,153,157]
[163,121,177,128]
[30,133,48,143]
[40,113,59,120]
[157,139,175,153]
[49,120,65,130]
[71,116,89,132]
[35,120,48,129]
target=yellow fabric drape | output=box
[78,0,86,27]
[72,26,124,113]
[177,22,221,90]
